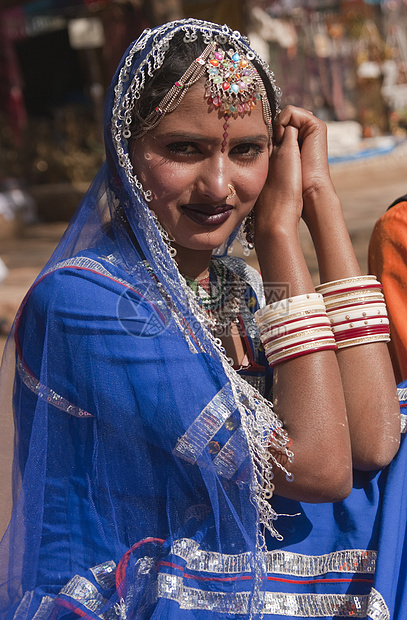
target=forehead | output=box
[151,80,269,139]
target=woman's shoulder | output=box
[20,249,152,327]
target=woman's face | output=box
[130,80,271,254]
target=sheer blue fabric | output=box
[0,17,406,620]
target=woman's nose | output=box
[195,157,232,203]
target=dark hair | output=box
[131,31,279,137]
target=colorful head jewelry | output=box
[204,45,272,151]
[136,41,273,150]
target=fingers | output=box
[273,106,323,146]
[271,124,299,154]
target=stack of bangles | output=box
[316,275,390,350]
[255,277,390,367]
[255,292,337,367]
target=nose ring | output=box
[227,184,236,200]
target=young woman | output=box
[0,18,404,620]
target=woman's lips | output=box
[181,204,233,226]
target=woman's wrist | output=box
[302,192,361,281]
[256,227,315,300]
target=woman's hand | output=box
[275,106,333,199]
[254,105,337,240]
[254,107,304,238]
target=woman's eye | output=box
[166,142,199,155]
[231,143,264,157]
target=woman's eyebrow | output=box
[228,135,269,145]
[154,131,218,143]
[154,131,269,144]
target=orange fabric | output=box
[369,200,407,383]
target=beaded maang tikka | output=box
[204,46,273,151]
[140,41,273,152]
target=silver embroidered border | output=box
[31,596,55,620]
[59,574,106,613]
[173,382,237,464]
[212,425,248,479]
[12,591,34,620]
[16,256,138,419]
[156,574,389,618]
[90,561,117,590]
[13,548,384,620]
[170,538,376,576]
[57,574,117,620]
[17,358,93,419]
[396,387,407,433]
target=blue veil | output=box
[0,19,293,620]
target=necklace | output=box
[184,258,244,335]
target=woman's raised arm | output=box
[254,106,400,502]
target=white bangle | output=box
[315,275,381,295]
[332,317,389,335]
[260,315,331,339]
[327,303,388,326]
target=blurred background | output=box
[1,0,407,352]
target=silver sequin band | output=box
[14,546,387,619]
[397,386,407,433]
[90,561,117,590]
[171,538,376,576]
[173,382,238,464]
[17,357,93,419]
[157,574,389,618]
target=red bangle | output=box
[334,327,390,342]
[262,322,332,345]
[322,283,383,298]
[267,342,338,367]
[325,299,385,312]
[265,334,335,358]
[259,312,328,332]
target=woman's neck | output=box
[174,245,213,281]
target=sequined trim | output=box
[173,383,237,464]
[58,574,113,619]
[156,574,389,618]
[170,538,376,576]
[212,425,248,479]
[32,597,55,620]
[157,573,249,614]
[262,587,388,618]
[396,387,407,433]
[17,357,93,418]
[41,256,135,290]
[266,548,376,576]
[13,591,34,619]
[90,561,117,590]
